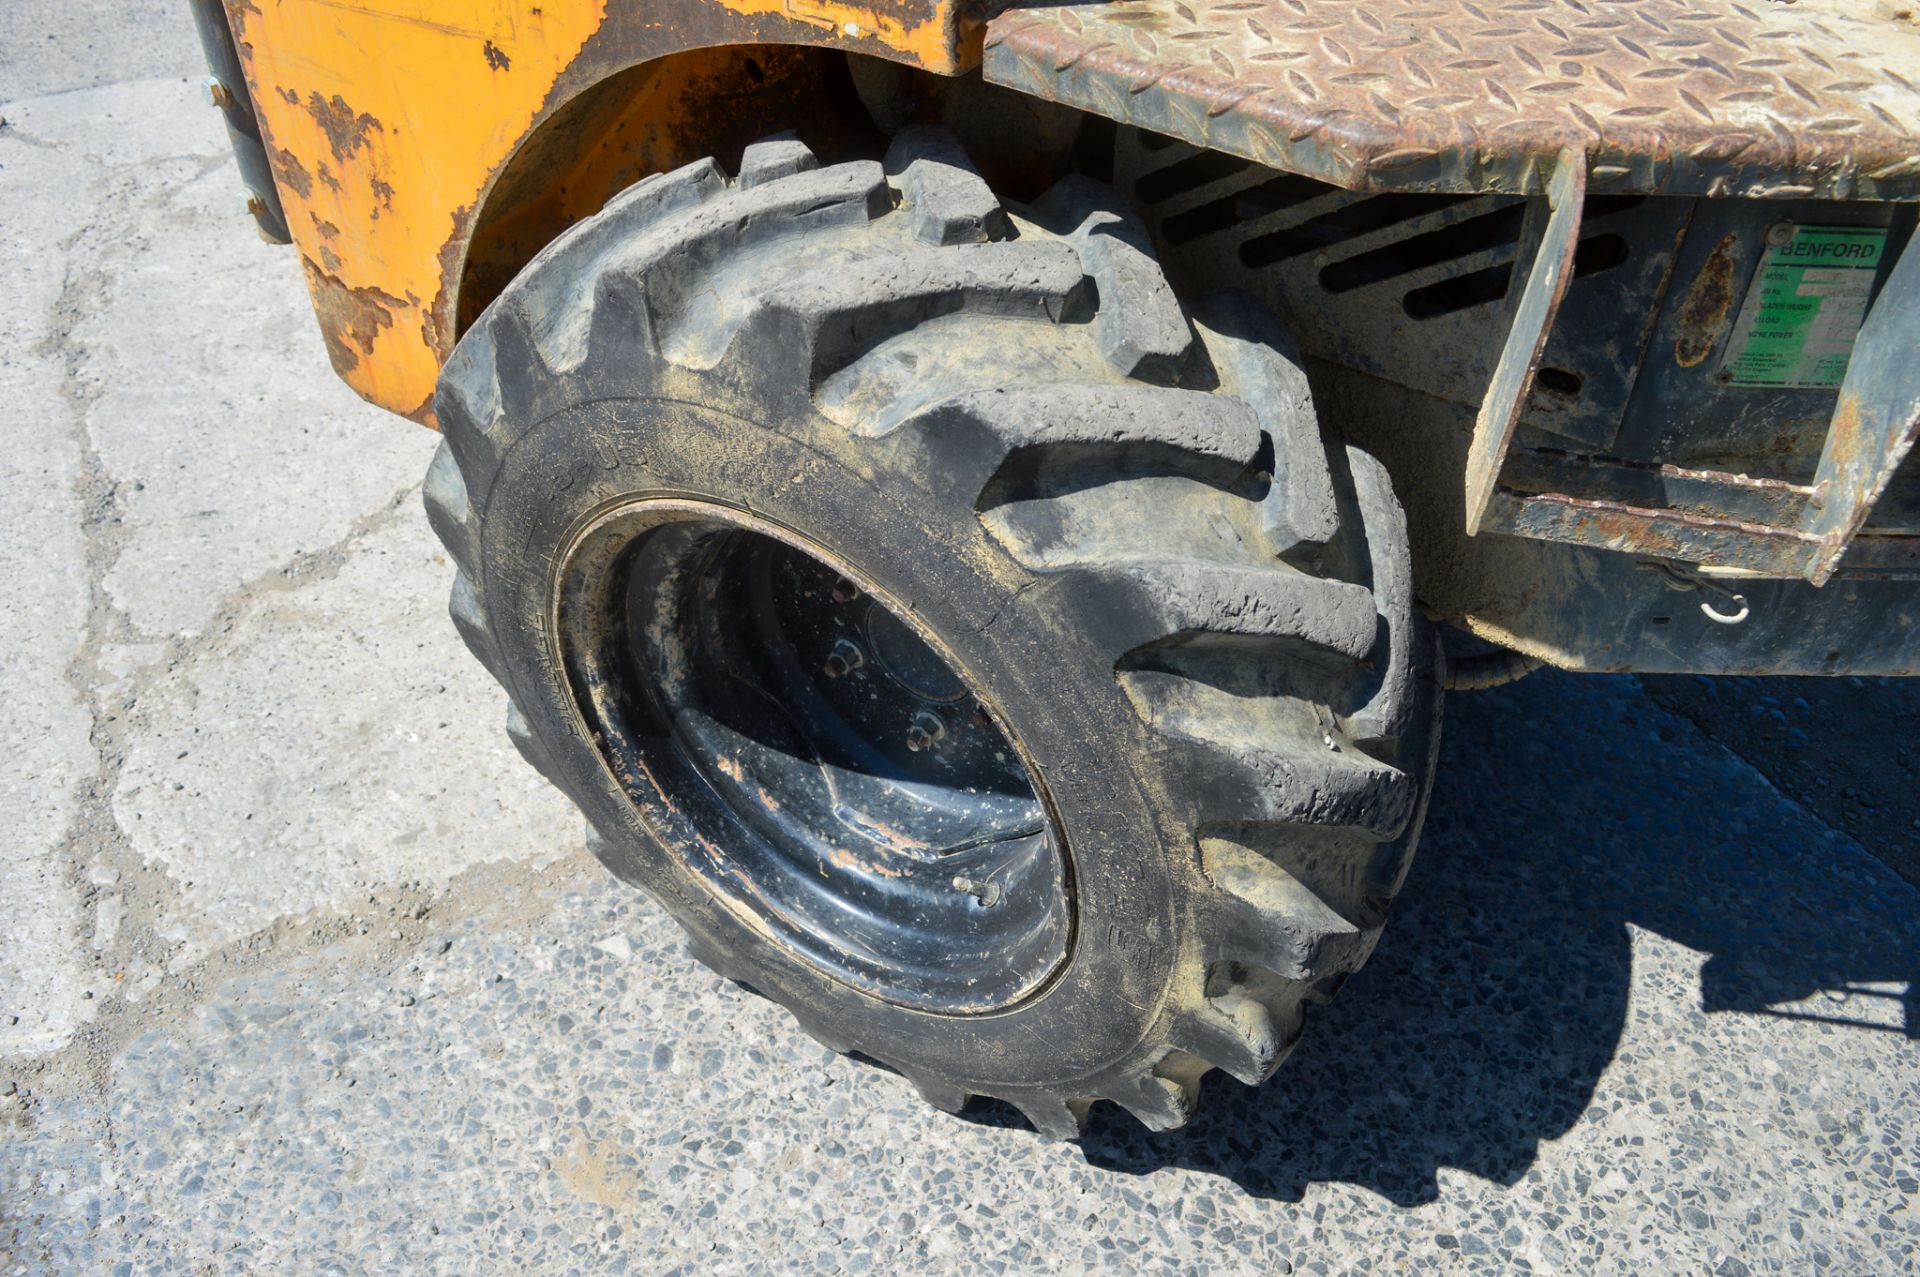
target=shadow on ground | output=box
[1643,674,1920,890]
[959,671,1920,1205]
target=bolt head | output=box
[824,638,864,679]
[203,77,233,109]
[906,710,946,752]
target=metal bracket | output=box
[1464,151,1586,536]
[188,0,291,244]
[1802,231,1920,585]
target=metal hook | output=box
[1700,593,1750,625]
[1636,560,1751,626]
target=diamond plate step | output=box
[983,0,1920,201]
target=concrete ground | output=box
[2,17,1916,1277]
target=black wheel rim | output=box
[555,500,1072,1014]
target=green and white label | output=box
[1720,225,1885,389]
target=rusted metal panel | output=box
[1475,226,1919,583]
[1108,128,1696,452]
[1118,117,1916,583]
[983,0,1920,202]
[1803,233,1920,583]
[223,0,981,423]
[1333,355,1920,673]
[228,1,617,420]
[1481,489,1824,576]
[1464,151,1583,535]
[1499,450,1816,528]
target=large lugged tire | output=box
[425,128,1443,1138]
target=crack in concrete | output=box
[16,139,165,1164]
[13,135,441,1108]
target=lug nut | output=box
[823,638,864,679]
[906,710,946,753]
[830,577,860,604]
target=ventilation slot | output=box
[1402,232,1632,319]
[1239,194,1466,269]
[1160,172,1333,246]
[1403,263,1513,318]
[1319,202,1525,295]
[1534,366,1584,399]
[1134,150,1256,205]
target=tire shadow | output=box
[958,670,1920,1204]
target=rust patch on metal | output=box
[1487,488,1823,577]
[401,388,438,428]
[270,146,313,199]
[430,201,479,368]
[303,260,410,377]
[484,40,512,71]
[307,92,383,163]
[1674,236,1739,369]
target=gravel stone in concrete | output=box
[11,675,1920,1276]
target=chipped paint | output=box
[307,92,382,163]
[302,259,411,377]
[272,147,314,199]
[224,0,979,426]
[716,0,964,69]
[231,0,615,421]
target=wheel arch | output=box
[224,0,986,424]
[455,44,890,346]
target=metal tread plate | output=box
[983,0,1920,201]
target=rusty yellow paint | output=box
[230,1,611,421]
[714,0,968,72]
[226,0,978,426]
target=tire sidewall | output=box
[475,388,1189,1091]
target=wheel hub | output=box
[554,500,1072,1014]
